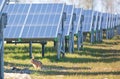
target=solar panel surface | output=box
[3,3,64,40]
[64,5,74,36]
[98,12,102,30]
[74,8,82,34]
[102,13,109,29]
[82,10,94,32]
[93,11,98,31]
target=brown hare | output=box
[31,56,42,70]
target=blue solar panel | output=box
[82,10,94,32]
[93,11,98,31]
[0,0,8,12]
[74,8,82,34]
[111,14,115,28]
[0,0,4,11]
[115,14,119,26]
[107,14,111,29]
[3,4,30,39]
[64,5,74,36]
[98,12,102,30]
[102,13,109,30]
[4,3,64,39]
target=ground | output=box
[4,36,120,79]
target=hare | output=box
[31,56,42,70]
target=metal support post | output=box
[65,37,68,52]
[106,29,109,39]
[40,41,47,57]
[0,13,7,79]
[29,41,32,58]
[57,12,66,59]
[90,31,94,43]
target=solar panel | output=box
[98,12,102,30]
[82,10,94,32]
[74,8,82,34]
[102,13,109,30]
[107,14,111,29]
[0,0,4,11]
[111,14,115,28]
[93,11,98,31]
[64,5,74,36]
[115,14,119,27]
[3,3,65,40]
[3,4,30,39]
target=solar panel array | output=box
[2,3,120,44]
[2,2,120,60]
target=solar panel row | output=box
[2,3,120,59]
[3,3,120,41]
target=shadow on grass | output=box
[4,61,31,67]
[4,61,120,76]
[38,70,120,76]
[6,46,120,63]
[78,47,120,57]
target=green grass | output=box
[4,36,120,79]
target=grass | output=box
[4,36,120,79]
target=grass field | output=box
[4,36,120,79]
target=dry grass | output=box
[4,36,120,79]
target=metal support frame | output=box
[77,15,84,51]
[91,19,95,44]
[56,12,66,59]
[117,26,120,35]
[57,34,65,59]
[90,30,95,43]
[90,15,95,43]
[0,22,4,79]
[68,13,76,53]
[106,29,109,39]
[29,41,32,58]
[69,31,74,53]
[96,17,99,42]
[99,29,103,42]
[54,40,57,48]
[77,30,83,50]
[95,30,99,42]
[40,41,47,57]
[0,13,7,79]
[65,37,68,52]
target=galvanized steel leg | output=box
[91,31,94,43]
[40,41,47,57]
[69,32,74,53]
[57,34,65,60]
[0,28,4,79]
[29,41,32,58]
[65,37,68,52]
